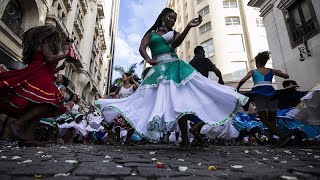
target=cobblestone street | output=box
[0,142,319,180]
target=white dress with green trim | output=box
[97,31,248,142]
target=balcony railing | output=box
[95,21,100,33]
[80,0,88,14]
[92,43,97,55]
[97,2,104,19]
[74,16,84,38]
[292,19,315,43]
[1,10,24,38]
[72,46,84,68]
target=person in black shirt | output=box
[188,46,225,146]
[274,80,307,110]
[189,46,224,85]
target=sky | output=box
[112,0,167,80]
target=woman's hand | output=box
[187,17,202,28]
[65,45,78,62]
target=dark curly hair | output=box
[55,74,69,87]
[255,51,270,67]
[22,25,62,64]
[68,93,79,103]
[144,8,176,37]
[282,80,298,88]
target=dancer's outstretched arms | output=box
[171,17,202,48]
[237,70,253,92]
[139,33,157,65]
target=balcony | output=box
[46,14,69,38]
[62,0,72,11]
[97,1,104,19]
[1,10,24,38]
[72,46,84,69]
[91,80,99,96]
[98,31,107,50]
[80,0,88,14]
[74,16,84,38]
[95,21,100,33]
[291,19,316,44]
[92,43,98,56]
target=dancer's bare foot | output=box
[178,141,190,150]
[7,122,29,141]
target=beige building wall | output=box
[167,0,271,91]
[0,0,118,105]
[249,0,320,91]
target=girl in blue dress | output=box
[237,51,291,145]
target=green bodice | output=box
[149,32,175,58]
[141,32,197,88]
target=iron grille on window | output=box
[287,0,318,45]
[2,0,24,38]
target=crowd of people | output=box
[0,8,319,148]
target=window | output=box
[199,22,212,34]
[227,34,245,52]
[231,61,248,80]
[198,6,210,17]
[256,18,264,27]
[197,0,204,4]
[200,39,214,57]
[58,4,63,17]
[2,0,23,38]
[225,17,240,25]
[223,0,237,8]
[286,0,319,46]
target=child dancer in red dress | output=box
[0,25,77,144]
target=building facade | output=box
[248,0,320,91]
[0,0,119,105]
[104,0,120,94]
[167,0,271,91]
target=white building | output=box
[167,0,271,91]
[0,0,119,105]
[248,0,320,91]
[104,0,120,94]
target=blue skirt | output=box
[233,109,320,140]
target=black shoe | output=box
[279,137,292,147]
